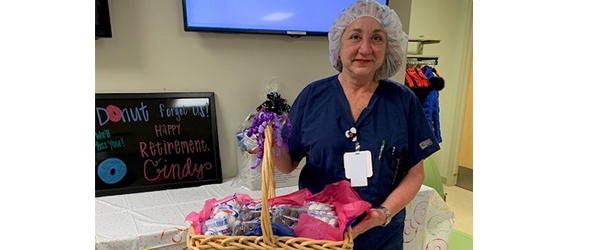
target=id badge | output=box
[344,150,373,187]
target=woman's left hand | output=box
[351,208,386,238]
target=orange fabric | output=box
[404,68,417,88]
[405,67,429,88]
[414,68,430,88]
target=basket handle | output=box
[260,123,276,245]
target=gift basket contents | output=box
[185,181,370,249]
[185,83,371,249]
[188,193,344,238]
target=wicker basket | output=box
[187,123,354,250]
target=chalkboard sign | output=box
[95,92,222,197]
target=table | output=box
[95,179,453,250]
[404,184,455,250]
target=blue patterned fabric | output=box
[420,66,442,143]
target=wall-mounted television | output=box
[96,0,112,39]
[182,0,389,37]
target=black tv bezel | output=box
[96,0,113,39]
[181,0,389,38]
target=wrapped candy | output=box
[305,201,338,228]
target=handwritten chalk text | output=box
[139,139,209,158]
[96,102,150,126]
[155,124,181,137]
[95,129,111,140]
[192,105,209,118]
[144,157,212,181]
[159,104,188,122]
[96,137,126,151]
[96,141,108,151]
[107,137,126,150]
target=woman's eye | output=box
[372,35,384,43]
[349,34,361,40]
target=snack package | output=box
[264,181,371,241]
[293,180,372,241]
[232,220,260,236]
[305,201,338,228]
[185,193,254,235]
[238,199,263,222]
[271,204,307,230]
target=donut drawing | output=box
[97,158,127,184]
[106,105,122,123]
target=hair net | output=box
[328,0,408,80]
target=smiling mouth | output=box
[354,59,372,63]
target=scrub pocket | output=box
[384,148,406,191]
[374,145,404,188]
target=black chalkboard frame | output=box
[95,92,223,197]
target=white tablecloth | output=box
[95,179,453,250]
[403,184,455,249]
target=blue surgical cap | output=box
[328,0,408,80]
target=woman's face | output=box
[339,16,387,79]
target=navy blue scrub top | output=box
[284,75,440,207]
[283,75,440,249]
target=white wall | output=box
[409,0,473,184]
[97,1,328,178]
[96,0,475,182]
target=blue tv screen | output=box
[182,0,389,37]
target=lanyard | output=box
[345,127,360,152]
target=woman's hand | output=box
[351,208,387,238]
[271,141,299,174]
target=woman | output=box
[274,0,440,249]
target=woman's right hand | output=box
[351,208,386,238]
[272,143,299,174]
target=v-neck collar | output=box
[332,75,380,127]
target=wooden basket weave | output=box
[187,123,354,250]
